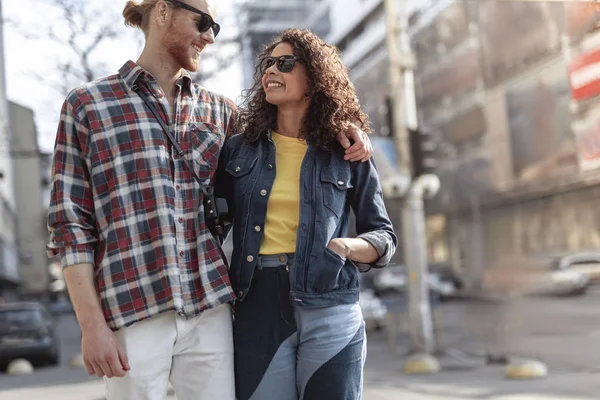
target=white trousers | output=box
[105,304,235,400]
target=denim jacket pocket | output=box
[225,157,258,199]
[320,168,354,217]
[310,247,347,293]
[225,153,259,175]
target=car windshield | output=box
[0,309,43,328]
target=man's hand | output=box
[81,324,130,378]
[336,122,373,163]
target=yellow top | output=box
[259,131,308,255]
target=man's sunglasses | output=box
[166,0,220,37]
[259,55,303,74]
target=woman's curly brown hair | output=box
[236,28,371,151]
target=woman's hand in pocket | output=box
[327,238,350,259]
[327,238,380,264]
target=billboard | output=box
[569,47,600,102]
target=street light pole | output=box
[384,0,439,362]
[384,0,411,175]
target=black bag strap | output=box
[132,84,212,197]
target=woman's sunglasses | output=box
[166,0,220,37]
[259,55,303,74]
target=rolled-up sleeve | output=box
[350,158,398,271]
[47,94,97,269]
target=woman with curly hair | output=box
[216,28,397,400]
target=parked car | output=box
[369,263,459,301]
[0,302,60,367]
[517,252,595,297]
[552,251,600,284]
[47,300,74,316]
[359,289,387,332]
[527,269,590,297]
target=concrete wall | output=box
[446,177,600,288]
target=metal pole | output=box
[384,0,411,175]
[402,176,439,353]
[384,0,437,355]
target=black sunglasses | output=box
[166,0,220,38]
[259,55,303,74]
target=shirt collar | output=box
[118,60,193,92]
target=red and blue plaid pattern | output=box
[48,61,236,330]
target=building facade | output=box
[10,102,49,299]
[237,0,331,89]
[238,0,307,89]
[303,0,600,286]
[408,1,600,287]
[0,1,20,300]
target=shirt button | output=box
[254,226,261,232]
[176,185,181,191]
[260,189,267,196]
[238,291,244,298]
[235,167,241,172]
[179,251,185,257]
[246,255,254,262]
[268,164,273,170]
[178,217,183,223]
[337,181,345,186]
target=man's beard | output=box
[163,25,200,72]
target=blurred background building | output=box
[239,0,327,88]
[10,102,51,301]
[408,1,600,290]
[236,0,600,291]
[0,0,20,301]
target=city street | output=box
[0,313,93,391]
[2,289,600,399]
[2,1,600,400]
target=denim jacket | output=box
[216,131,397,307]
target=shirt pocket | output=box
[320,167,354,218]
[188,121,224,183]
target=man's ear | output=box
[154,1,172,28]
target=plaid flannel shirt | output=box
[47,61,236,330]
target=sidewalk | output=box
[2,292,599,400]
[360,289,600,400]
[2,333,599,400]
[2,369,599,400]
[362,330,600,400]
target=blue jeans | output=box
[234,254,366,400]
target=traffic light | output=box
[385,95,438,178]
[409,127,438,178]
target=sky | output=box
[2,0,243,153]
